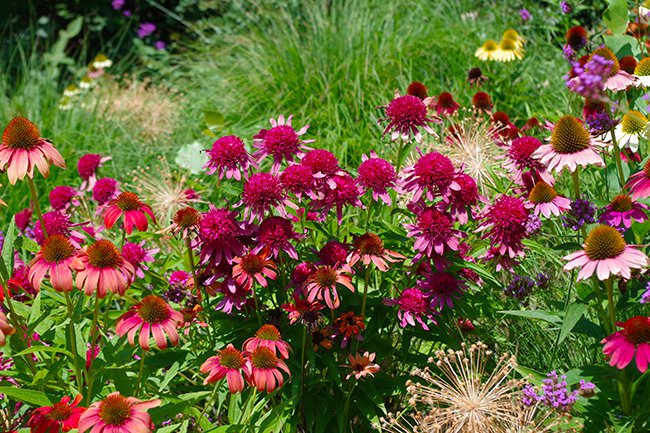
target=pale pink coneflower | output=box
[115,295,183,350]
[525,180,571,218]
[200,344,246,393]
[78,392,160,433]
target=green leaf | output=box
[558,303,588,344]
[0,387,53,406]
[205,111,225,130]
[604,35,640,58]
[13,345,73,358]
[175,141,208,175]
[603,0,629,35]
[1,216,17,280]
[498,309,562,326]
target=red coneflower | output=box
[384,287,437,330]
[200,344,246,393]
[252,115,314,172]
[347,233,404,272]
[311,328,333,351]
[0,116,66,184]
[564,224,648,281]
[435,92,461,116]
[405,206,463,258]
[356,152,397,205]
[279,164,315,199]
[28,235,83,292]
[169,206,200,237]
[0,311,15,346]
[566,25,588,51]
[334,311,365,348]
[471,92,493,113]
[602,316,650,372]
[78,392,160,433]
[625,159,650,199]
[75,240,135,298]
[477,195,529,259]
[103,192,156,234]
[243,346,291,392]
[467,67,488,86]
[232,252,277,291]
[27,395,86,433]
[282,295,325,330]
[115,295,183,350]
[406,81,428,99]
[254,216,301,260]
[345,352,380,380]
[379,92,440,142]
[244,324,291,359]
[304,265,355,309]
[418,271,466,310]
[204,135,252,181]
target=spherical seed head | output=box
[208,135,248,166]
[173,207,200,229]
[407,81,428,99]
[584,225,626,260]
[98,394,131,426]
[219,346,244,369]
[386,95,428,127]
[528,181,558,203]
[610,195,633,212]
[467,67,485,81]
[619,55,638,74]
[42,235,75,263]
[437,92,457,109]
[566,26,588,51]
[137,295,171,324]
[2,116,41,150]
[255,324,282,341]
[621,110,648,135]
[114,192,143,211]
[635,58,650,76]
[472,92,492,111]
[492,111,510,126]
[77,154,103,180]
[87,240,122,269]
[243,172,284,209]
[589,47,619,76]
[503,29,521,41]
[318,240,349,266]
[93,178,119,205]
[353,233,384,255]
[550,116,591,154]
[621,316,650,344]
[250,346,278,369]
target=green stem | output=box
[299,326,308,420]
[360,265,372,320]
[618,368,632,414]
[136,349,146,395]
[604,278,617,329]
[252,289,262,326]
[2,294,36,375]
[590,276,612,334]
[571,167,581,200]
[198,384,220,429]
[64,292,83,391]
[27,177,47,238]
[341,381,358,433]
[86,295,101,402]
[610,130,626,187]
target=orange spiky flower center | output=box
[2,116,42,150]
[584,225,626,260]
[250,346,278,369]
[114,192,143,211]
[98,395,131,426]
[42,234,75,263]
[353,233,385,256]
[48,401,74,421]
[86,240,122,268]
[622,316,650,344]
[255,324,282,341]
[313,266,338,287]
[550,116,591,154]
[610,195,633,212]
[137,295,170,324]
[218,346,244,369]
[173,207,200,229]
[529,181,558,204]
[589,47,619,76]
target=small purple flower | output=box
[525,214,542,236]
[522,371,591,412]
[123,10,132,17]
[137,22,157,39]
[566,55,613,101]
[586,109,618,135]
[562,198,597,230]
[562,44,575,61]
[155,40,167,51]
[641,282,650,304]
[560,1,572,14]
[505,274,535,300]
[112,0,125,10]
[519,8,532,22]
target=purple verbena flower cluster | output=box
[566,55,613,101]
[519,9,532,22]
[641,281,650,304]
[562,198,597,230]
[560,1,572,14]
[504,272,550,301]
[522,371,595,412]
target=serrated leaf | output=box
[603,0,629,35]
[0,387,53,406]
[558,303,588,344]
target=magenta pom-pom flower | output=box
[244,324,291,359]
[241,172,295,222]
[77,153,110,190]
[401,151,460,202]
[121,241,158,279]
[243,346,291,392]
[92,177,119,205]
[379,92,440,142]
[253,216,301,260]
[505,136,554,184]
[252,115,314,172]
[477,195,530,260]
[201,344,246,393]
[280,164,315,199]
[405,206,463,258]
[417,270,466,310]
[49,186,79,211]
[313,173,364,224]
[0,116,66,184]
[204,135,252,180]
[442,172,480,224]
[27,394,86,433]
[75,240,135,298]
[78,392,160,433]
[602,316,650,372]
[198,206,248,266]
[116,295,183,350]
[384,287,437,330]
[103,191,156,234]
[301,149,345,191]
[599,194,648,228]
[356,153,397,205]
[28,234,83,292]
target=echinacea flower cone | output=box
[602,316,650,372]
[116,295,183,350]
[78,392,160,433]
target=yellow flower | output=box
[502,28,526,49]
[475,40,499,61]
[494,38,524,62]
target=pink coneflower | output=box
[600,194,648,228]
[279,164,315,199]
[0,312,14,346]
[204,135,251,180]
[49,186,79,211]
[313,174,364,223]
[27,394,86,433]
[198,207,247,266]
[625,160,650,199]
[304,265,355,309]
[253,216,299,260]
[442,172,479,224]
[92,177,119,205]
[532,115,605,173]
[345,352,380,380]
[169,206,200,237]
[564,224,648,280]
[252,115,313,172]
[356,153,397,205]
[347,233,404,271]
[333,311,365,348]
[241,172,294,222]
[244,324,291,359]
[383,287,437,330]
[103,192,156,234]
[0,116,66,184]
[28,235,83,292]
[418,271,466,310]
[405,206,462,258]
[505,136,554,184]
[116,295,183,350]
[478,195,529,259]
[379,92,439,142]
[602,316,650,372]
[76,240,135,298]
[243,346,291,392]
[317,240,350,266]
[200,344,246,393]
[121,241,158,279]
[214,279,249,314]
[232,252,277,291]
[282,295,325,329]
[588,47,637,91]
[435,92,461,116]
[526,180,571,217]
[401,151,460,202]
[78,392,160,433]
[77,153,110,190]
